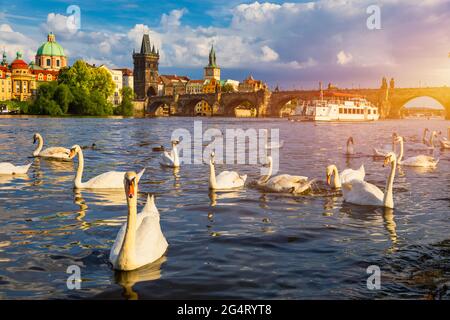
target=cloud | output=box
[261,46,279,62]
[3,0,450,88]
[337,51,353,65]
[0,24,37,62]
[161,9,187,29]
[42,13,78,37]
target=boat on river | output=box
[289,93,380,122]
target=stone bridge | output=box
[144,86,450,119]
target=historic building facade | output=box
[35,32,67,71]
[10,52,36,101]
[0,33,68,102]
[0,52,12,101]
[133,34,160,99]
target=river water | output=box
[0,116,449,299]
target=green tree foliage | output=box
[54,84,73,114]
[28,60,116,116]
[114,86,134,116]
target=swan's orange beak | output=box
[383,157,389,167]
[69,149,75,158]
[128,180,135,199]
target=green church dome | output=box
[36,32,66,57]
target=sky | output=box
[1,0,450,90]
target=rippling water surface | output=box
[0,117,449,299]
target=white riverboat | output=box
[291,95,380,122]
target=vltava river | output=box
[0,117,449,299]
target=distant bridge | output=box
[143,86,450,119]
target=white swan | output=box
[326,164,365,189]
[440,136,450,149]
[373,133,397,157]
[69,145,145,189]
[0,162,32,175]
[346,137,355,155]
[109,172,168,271]
[32,133,71,160]
[342,152,397,209]
[395,136,439,168]
[406,129,435,152]
[256,156,315,194]
[160,140,180,168]
[209,152,247,190]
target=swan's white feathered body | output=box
[440,137,450,149]
[326,164,365,189]
[0,162,32,175]
[373,147,392,157]
[256,156,314,194]
[373,133,397,157]
[213,171,247,190]
[69,145,145,189]
[342,180,385,206]
[400,155,439,168]
[209,153,247,190]
[77,170,145,189]
[340,165,365,184]
[32,133,71,160]
[346,137,355,155]
[160,141,180,168]
[396,137,439,168]
[262,174,314,194]
[342,152,397,209]
[110,194,168,271]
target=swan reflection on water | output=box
[208,190,242,207]
[340,204,398,249]
[113,256,167,300]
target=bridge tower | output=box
[133,34,160,99]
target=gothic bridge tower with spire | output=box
[133,34,160,99]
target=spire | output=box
[1,49,6,66]
[208,44,216,67]
[16,51,23,60]
[152,44,156,54]
[140,34,152,54]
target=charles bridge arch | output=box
[144,86,450,119]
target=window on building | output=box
[56,60,60,67]
[47,59,51,66]
[47,74,52,81]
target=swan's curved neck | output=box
[397,140,404,163]
[383,158,396,209]
[429,133,434,147]
[172,145,180,166]
[422,129,428,144]
[33,136,43,156]
[117,192,138,270]
[209,160,217,189]
[332,166,341,188]
[261,159,273,183]
[346,140,353,154]
[74,149,84,188]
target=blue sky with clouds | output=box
[1,0,450,89]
